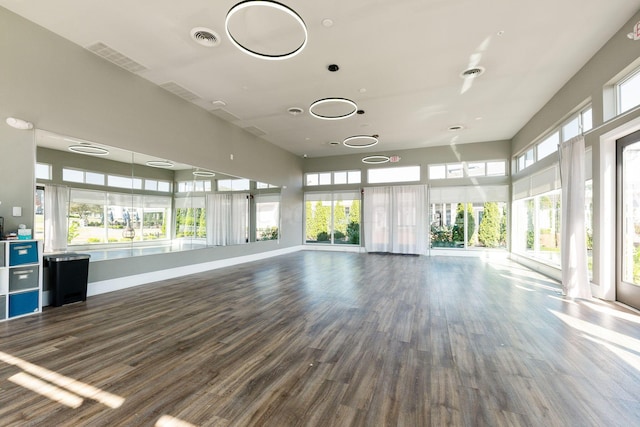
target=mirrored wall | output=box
[34,130,281,261]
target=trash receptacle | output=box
[44,253,90,307]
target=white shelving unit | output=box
[0,240,43,321]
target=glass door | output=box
[617,130,640,309]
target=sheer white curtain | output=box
[206,193,248,246]
[559,135,591,298]
[364,185,427,255]
[44,184,69,252]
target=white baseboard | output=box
[86,245,304,298]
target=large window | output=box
[516,106,592,172]
[305,170,361,186]
[429,160,506,180]
[429,186,508,250]
[305,191,361,245]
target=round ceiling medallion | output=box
[225,1,308,60]
[343,135,379,148]
[362,155,390,164]
[310,98,358,120]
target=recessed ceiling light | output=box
[448,125,465,131]
[225,1,308,60]
[328,141,340,146]
[343,135,379,148]
[460,66,485,79]
[359,88,367,93]
[193,169,216,177]
[146,160,174,168]
[190,27,221,47]
[362,155,389,164]
[68,144,109,156]
[287,107,304,116]
[211,100,227,107]
[497,30,505,36]
[309,98,357,120]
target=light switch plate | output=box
[12,206,22,217]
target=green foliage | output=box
[334,201,347,235]
[87,237,102,243]
[334,230,345,241]
[634,245,640,284]
[317,231,330,241]
[452,203,474,245]
[259,226,279,241]
[67,221,80,243]
[197,208,206,238]
[347,221,360,244]
[478,202,501,248]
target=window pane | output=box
[430,202,458,248]
[319,173,331,185]
[619,70,640,114]
[446,163,463,179]
[585,179,593,279]
[157,181,171,192]
[562,117,580,142]
[466,162,485,177]
[348,171,361,184]
[517,155,525,172]
[524,149,535,168]
[333,194,360,245]
[63,168,84,183]
[85,172,105,186]
[36,163,51,180]
[487,161,506,176]
[582,108,593,132]
[476,202,507,248]
[334,171,347,185]
[108,175,133,189]
[68,189,106,245]
[256,197,279,241]
[145,180,158,191]
[306,173,319,186]
[305,196,331,244]
[429,165,446,180]
[368,166,420,183]
[537,132,559,160]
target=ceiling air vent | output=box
[86,42,147,73]
[460,67,485,78]
[190,27,221,47]
[159,82,200,102]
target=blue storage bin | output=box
[9,241,38,266]
[9,290,39,317]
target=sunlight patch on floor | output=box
[0,351,125,409]
[9,372,83,408]
[156,415,198,427]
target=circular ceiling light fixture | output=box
[146,160,174,168]
[225,1,308,60]
[68,144,109,156]
[190,27,221,47]
[310,98,358,120]
[193,169,216,177]
[460,66,485,79]
[362,155,390,164]
[343,135,379,148]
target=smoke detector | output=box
[190,27,221,47]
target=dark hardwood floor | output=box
[1,251,640,426]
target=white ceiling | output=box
[3,0,640,158]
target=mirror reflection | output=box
[34,130,280,261]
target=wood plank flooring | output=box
[1,251,640,426]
